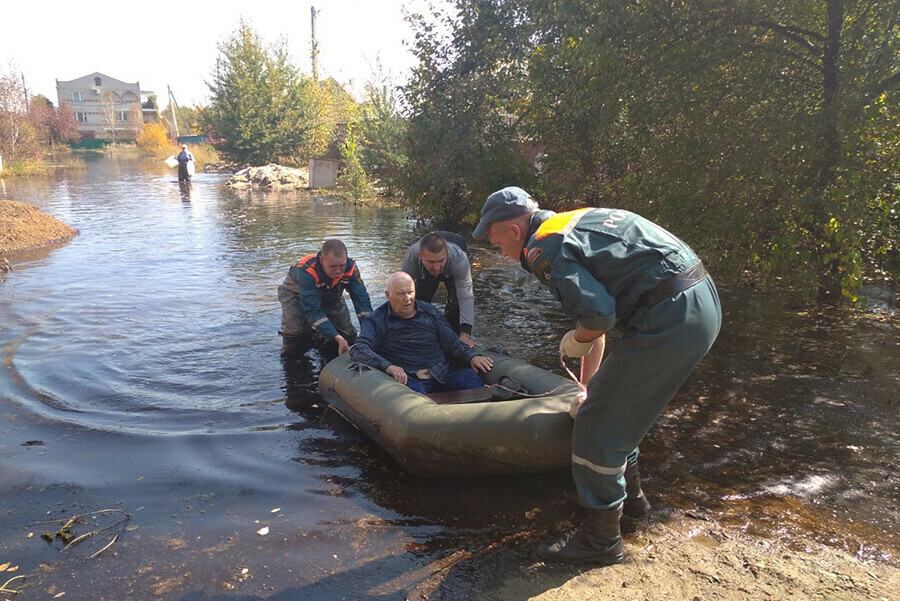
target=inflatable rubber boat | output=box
[317,350,577,476]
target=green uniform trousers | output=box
[573,275,722,510]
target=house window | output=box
[118,111,129,122]
[94,77,102,86]
[76,112,88,123]
[72,91,83,102]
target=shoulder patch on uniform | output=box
[525,246,543,266]
[533,257,553,282]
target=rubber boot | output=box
[536,505,624,565]
[623,461,651,519]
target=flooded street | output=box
[1,155,897,599]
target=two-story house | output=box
[56,72,156,140]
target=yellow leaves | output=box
[0,562,19,572]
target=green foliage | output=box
[338,123,372,200]
[307,78,359,159]
[202,21,318,166]
[401,0,900,301]
[358,64,407,196]
[399,0,540,226]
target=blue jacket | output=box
[349,300,478,383]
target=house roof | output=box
[56,72,138,89]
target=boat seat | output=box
[426,387,494,404]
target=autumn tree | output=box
[0,67,39,161]
[51,101,80,146]
[137,121,171,156]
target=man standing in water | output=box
[278,239,373,358]
[473,186,721,565]
[401,231,477,347]
[176,144,194,182]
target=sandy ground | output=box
[0,200,78,259]
[478,514,898,601]
[1,201,898,600]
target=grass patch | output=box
[0,158,51,176]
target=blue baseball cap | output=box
[473,187,539,239]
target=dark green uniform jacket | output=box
[521,208,701,332]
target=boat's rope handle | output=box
[560,357,588,418]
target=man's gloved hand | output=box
[559,329,593,358]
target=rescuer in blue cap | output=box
[474,186,722,565]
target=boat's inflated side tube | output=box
[318,350,577,476]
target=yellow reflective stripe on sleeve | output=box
[572,453,627,475]
[312,317,330,327]
[535,208,591,239]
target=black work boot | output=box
[536,505,624,565]
[622,462,652,519]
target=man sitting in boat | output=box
[401,231,476,347]
[349,272,493,395]
[277,239,373,358]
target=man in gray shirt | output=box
[401,231,476,347]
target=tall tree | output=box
[401,0,900,301]
[99,90,120,144]
[203,21,318,166]
[358,62,408,196]
[401,0,538,225]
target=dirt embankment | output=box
[0,200,78,266]
[483,513,898,601]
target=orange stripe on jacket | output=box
[534,208,591,240]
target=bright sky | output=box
[2,0,432,107]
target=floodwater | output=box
[1,155,897,599]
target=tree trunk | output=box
[816,0,845,301]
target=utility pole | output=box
[311,6,319,80]
[168,85,179,139]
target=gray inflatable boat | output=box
[318,350,577,476]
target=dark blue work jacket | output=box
[350,300,477,383]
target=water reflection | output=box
[179,180,193,202]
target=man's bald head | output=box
[385,271,416,318]
[386,271,414,292]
